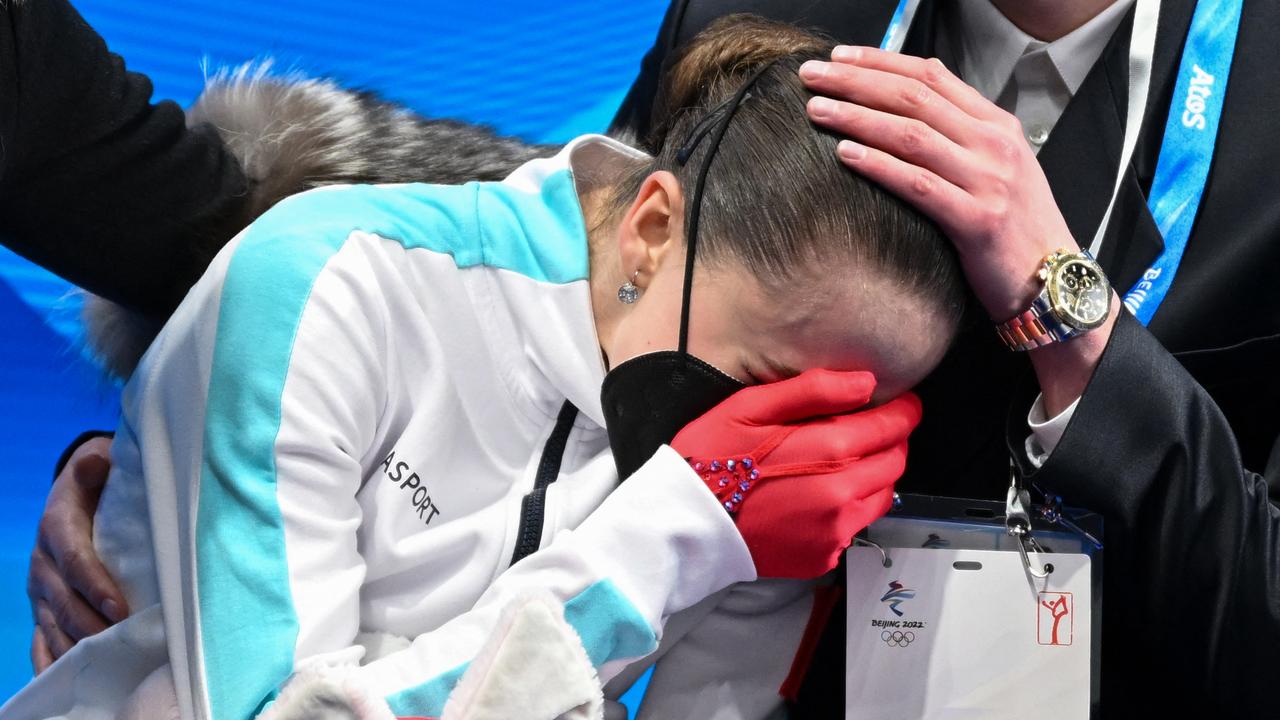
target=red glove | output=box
[671,369,921,579]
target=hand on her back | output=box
[28,435,128,673]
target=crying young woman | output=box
[3,14,965,720]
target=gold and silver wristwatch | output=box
[996,249,1112,352]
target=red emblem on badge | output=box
[1038,592,1073,646]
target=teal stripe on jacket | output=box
[196,173,587,719]
[385,578,658,717]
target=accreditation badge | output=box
[843,498,1097,719]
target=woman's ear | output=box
[616,171,684,288]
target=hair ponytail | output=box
[655,16,828,135]
[621,15,967,331]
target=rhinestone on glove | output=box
[689,456,760,515]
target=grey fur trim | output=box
[81,291,165,381]
[189,61,557,220]
[83,62,556,379]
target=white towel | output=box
[441,592,603,720]
[260,592,604,720]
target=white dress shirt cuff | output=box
[1024,394,1080,468]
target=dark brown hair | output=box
[622,14,965,328]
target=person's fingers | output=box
[53,551,117,636]
[764,394,921,464]
[58,544,127,625]
[841,441,912,495]
[847,392,922,444]
[41,441,129,626]
[34,600,76,661]
[26,547,49,617]
[831,138,982,243]
[801,481,898,579]
[730,369,876,426]
[65,437,112,500]
[799,60,981,147]
[858,485,898,518]
[31,625,54,675]
[28,546,110,641]
[837,483,898,544]
[827,46,1004,122]
[806,94,985,190]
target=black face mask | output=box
[601,352,744,480]
[600,63,775,480]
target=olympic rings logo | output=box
[881,630,915,647]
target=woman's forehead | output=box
[722,267,946,383]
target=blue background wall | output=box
[0,0,666,703]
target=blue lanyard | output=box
[880,0,1244,326]
[1122,0,1242,325]
[879,0,921,52]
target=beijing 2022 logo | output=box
[881,629,915,647]
[872,581,924,648]
[879,580,916,617]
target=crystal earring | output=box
[617,270,641,304]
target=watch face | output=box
[1047,258,1111,329]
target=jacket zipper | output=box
[509,401,580,566]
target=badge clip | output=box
[853,536,891,568]
[1006,466,1053,578]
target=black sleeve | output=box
[608,0,690,147]
[1009,310,1280,714]
[0,0,248,318]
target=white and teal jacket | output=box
[0,135,759,720]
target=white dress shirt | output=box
[948,0,1133,465]
[954,0,1135,152]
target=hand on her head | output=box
[671,369,921,579]
[799,47,1083,322]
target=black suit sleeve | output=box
[1009,310,1280,713]
[0,0,248,318]
[608,0,690,146]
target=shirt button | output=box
[1028,125,1050,147]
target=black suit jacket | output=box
[612,0,1280,715]
[0,0,249,319]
